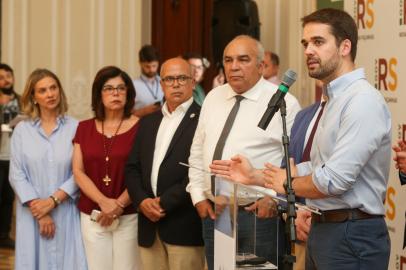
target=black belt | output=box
[312,208,383,223]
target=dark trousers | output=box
[306,217,390,270]
[202,211,285,270]
[0,160,14,237]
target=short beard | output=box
[0,86,14,95]
[142,71,157,78]
[308,52,340,81]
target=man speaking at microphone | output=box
[211,9,391,270]
[186,35,300,270]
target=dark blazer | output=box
[280,102,320,205]
[281,102,320,168]
[125,101,204,247]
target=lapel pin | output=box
[190,113,196,119]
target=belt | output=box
[312,208,383,223]
[238,202,255,211]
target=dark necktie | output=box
[211,95,244,194]
[302,101,326,162]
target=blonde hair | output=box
[21,68,68,119]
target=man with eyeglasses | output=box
[186,35,300,270]
[125,58,205,270]
[132,45,164,118]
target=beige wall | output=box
[255,0,316,107]
[1,0,149,120]
[1,0,316,118]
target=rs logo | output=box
[357,0,374,29]
[376,58,398,91]
[385,186,395,220]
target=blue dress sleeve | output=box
[9,123,39,204]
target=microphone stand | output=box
[279,99,296,270]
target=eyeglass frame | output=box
[102,84,128,94]
[190,64,204,71]
[161,75,193,86]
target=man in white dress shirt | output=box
[187,35,300,270]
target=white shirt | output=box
[187,77,301,205]
[150,98,193,196]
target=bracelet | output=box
[50,195,61,207]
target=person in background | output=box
[392,140,406,249]
[73,66,141,270]
[393,140,406,184]
[133,45,164,118]
[262,51,280,85]
[183,52,208,106]
[212,65,225,89]
[0,63,20,249]
[125,57,204,270]
[9,68,87,270]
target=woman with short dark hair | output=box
[73,66,141,270]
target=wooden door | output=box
[151,0,214,91]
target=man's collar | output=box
[225,77,265,101]
[162,97,194,117]
[325,68,365,99]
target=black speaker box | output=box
[212,0,261,66]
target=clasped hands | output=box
[97,197,125,227]
[28,198,58,239]
[209,154,297,194]
[194,195,277,220]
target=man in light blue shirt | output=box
[211,8,391,270]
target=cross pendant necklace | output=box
[102,118,124,186]
[103,175,112,186]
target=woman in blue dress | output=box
[9,69,87,270]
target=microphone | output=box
[258,69,297,130]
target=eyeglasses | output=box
[190,64,204,71]
[102,85,127,94]
[161,75,192,86]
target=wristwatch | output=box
[50,195,61,207]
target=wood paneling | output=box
[152,0,214,91]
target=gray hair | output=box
[224,35,264,65]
